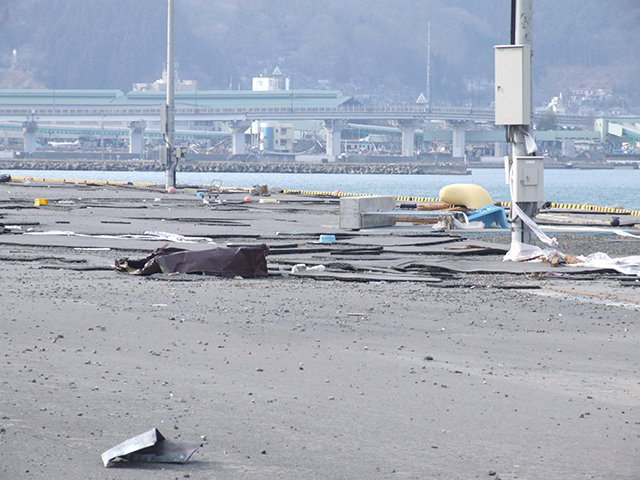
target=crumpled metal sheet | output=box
[101,428,202,467]
[115,244,269,277]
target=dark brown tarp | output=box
[115,244,269,277]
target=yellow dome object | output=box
[439,184,493,210]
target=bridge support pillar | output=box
[394,120,420,157]
[323,120,347,156]
[228,121,251,154]
[562,139,575,158]
[128,120,146,155]
[494,141,508,157]
[447,121,469,159]
[22,120,38,153]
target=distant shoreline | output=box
[0,159,472,175]
[1,158,636,174]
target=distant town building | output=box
[252,76,279,91]
[570,87,612,103]
[254,122,293,152]
[252,66,288,92]
[133,69,197,92]
[543,92,567,115]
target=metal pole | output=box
[165,0,177,189]
[511,0,536,245]
[426,19,432,112]
[101,112,104,162]
[290,73,294,111]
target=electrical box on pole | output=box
[494,45,531,126]
[159,146,170,168]
[174,146,187,159]
[511,156,544,204]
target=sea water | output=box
[3,168,639,211]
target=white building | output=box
[252,66,286,91]
[133,69,197,92]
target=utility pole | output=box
[511,0,536,245]
[162,0,177,190]
[496,0,543,248]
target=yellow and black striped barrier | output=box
[8,179,640,216]
[549,202,640,217]
[283,190,640,216]
[283,189,440,204]
[11,176,158,187]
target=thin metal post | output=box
[290,73,294,111]
[101,112,104,162]
[165,0,177,189]
[426,19,432,112]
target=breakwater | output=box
[0,159,470,175]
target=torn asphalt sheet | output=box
[25,230,217,244]
[101,428,201,467]
[115,244,269,277]
[541,225,640,238]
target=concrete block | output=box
[339,196,396,230]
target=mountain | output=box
[1,0,638,108]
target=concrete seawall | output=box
[0,159,470,175]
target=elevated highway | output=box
[0,104,590,126]
[0,103,597,157]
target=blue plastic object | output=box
[466,205,509,228]
[319,235,336,243]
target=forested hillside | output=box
[1,0,638,106]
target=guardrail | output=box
[0,105,493,116]
[0,105,591,127]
